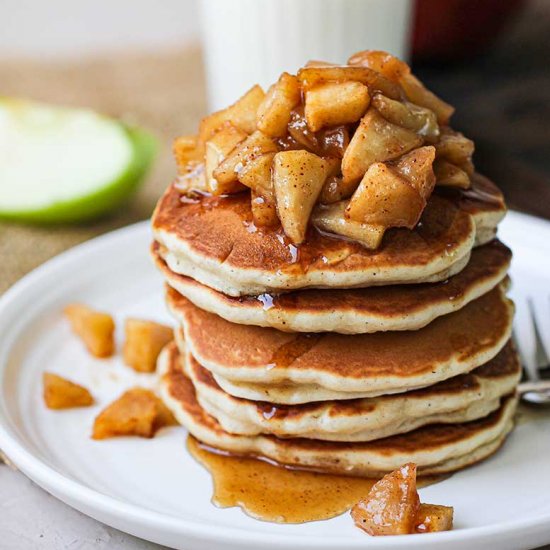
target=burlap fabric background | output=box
[0,47,206,293]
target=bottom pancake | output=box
[177,340,520,442]
[158,344,517,477]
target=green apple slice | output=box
[0,97,157,223]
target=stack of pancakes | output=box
[151,173,520,477]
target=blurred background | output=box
[1,0,549,294]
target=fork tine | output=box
[515,298,541,382]
[529,297,550,369]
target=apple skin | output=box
[0,125,157,224]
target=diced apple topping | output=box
[298,65,402,100]
[205,123,248,194]
[64,304,115,358]
[372,94,439,142]
[305,81,370,132]
[345,146,435,228]
[43,372,94,409]
[399,73,455,125]
[434,158,471,189]
[273,150,333,243]
[213,130,278,188]
[435,128,475,168]
[123,318,173,373]
[348,50,454,124]
[347,50,410,82]
[341,108,422,185]
[198,84,265,147]
[257,73,301,137]
[415,503,454,533]
[311,201,385,249]
[92,388,177,440]
[170,50,475,249]
[351,463,420,536]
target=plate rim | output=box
[1,213,550,549]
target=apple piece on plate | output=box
[92,388,177,440]
[64,303,115,358]
[297,66,402,100]
[304,81,370,132]
[415,504,454,533]
[123,319,173,373]
[371,94,439,142]
[257,73,301,137]
[213,130,277,188]
[311,200,385,249]
[0,98,156,223]
[173,135,202,174]
[351,463,420,536]
[341,108,422,185]
[198,84,265,146]
[205,123,248,194]
[273,150,332,244]
[43,373,94,409]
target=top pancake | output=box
[152,174,505,296]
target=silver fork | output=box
[515,298,550,405]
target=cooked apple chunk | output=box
[198,84,265,147]
[173,135,202,174]
[341,108,422,185]
[351,463,420,536]
[174,162,207,195]
[435,128,475,168]
[319,176,358,204]
[257,73,301,137]
[394,146,436,201]
[92,388,177,440]
[297,66,402,100]
[311,201,385,249]
[273,150,333,244]
[434,158,471,189]
[347,50,410,82]
[251,191,279,227]
[351,463,453,536]
[415,504,454,533]
[205,123,248,194]
[372,94,439,142]
[64,304,115,358]
[123,318,173,373]
[346,163,425,228]
[304,81,370,132]
[238,152,274,192]
[43,372,94,409]
[399,73,454,125]
[213,130,277,187]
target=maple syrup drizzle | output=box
[187,436,444,524]
[267,333,322,369]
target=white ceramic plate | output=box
[1,212,550,550]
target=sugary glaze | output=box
[187,436,443,523]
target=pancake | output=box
[151,174,505,297]
[178,341,520,442]
[167,285,514,402]
[158,345,517,477]
[154,240,511,334]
